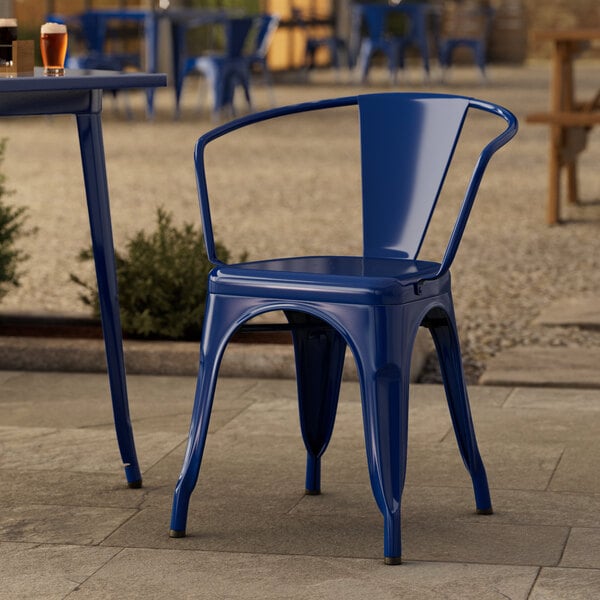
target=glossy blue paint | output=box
[169,93,518,562]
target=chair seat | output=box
[209,256,444,304]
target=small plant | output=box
[0,139,30,303]
[71,208,230,340]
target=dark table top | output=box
[0,67,167,93]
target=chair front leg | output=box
[170,295,237,537]
[349,305,414,564]
[359,360,411,564]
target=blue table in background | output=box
[0,68,167,487]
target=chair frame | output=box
[169,93,518,564]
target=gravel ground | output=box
[1,61,599,382]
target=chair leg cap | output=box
[384,556,402,565]
[304,489,321,496]
[127,480,142,489]
[169,529,186,538]
[477,507,494,515]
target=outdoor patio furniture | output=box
[174,14,274,119]
[168,92,518,563]
[437,1,496,81]
[245,13,280,105]
[0,68,167,488]
[526,28,600,224]
[294,7,349,72]
[352,2,432,83]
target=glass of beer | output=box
[0,18,17,66]
[40,22,68,76]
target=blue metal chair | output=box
[392,2,432,79]
[175,16,257,119]
[169,92,518,564]
[437,2,496,81]
[55,11,144,118]
[355,4,403,84]
[354,3,432,84]
[245,13,279,105]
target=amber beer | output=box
[40,22,68,76]
[0,18,17,65]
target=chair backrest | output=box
[359,94,468,260]
[360,5,389,40]
[391,3,428,43]
[224,16,255,58]
[195,93,517,276]
[252,13,280,58]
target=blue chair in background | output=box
[63,11,143,72]
[354,3,432,84]
[245,13,279,105]
[437,2,496,81]
[52,11,145,118]
[297,6,349,73]
[169,92,518,563]
[175,15,274,119]
[392,2,432,80]
[355,4,403,83]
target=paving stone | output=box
[549,446,600,494]
[479,347,600,388]
[0,505,136,545]
[0,470,144,509]
[560,528,600,569]
[0,542,120,600]
[1,369,599,595]
[72,548,539,600]
[0,425,185,474]
[530,567,600,599]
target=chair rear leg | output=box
[285,311,346,494]
[427,316,492,514]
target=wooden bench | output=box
[526,91,599,223]
[527,29,600,224]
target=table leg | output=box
[76,109,142,488]
[144,11,159,118]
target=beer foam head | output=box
[0,18,17,27]
[41,22,67,34]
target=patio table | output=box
[526,29,600,224]
[0,68,167,487]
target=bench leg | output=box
[566,160,578,204]
[547,124,561,224]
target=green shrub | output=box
[0,139,29,303]
[71,207,230,340]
